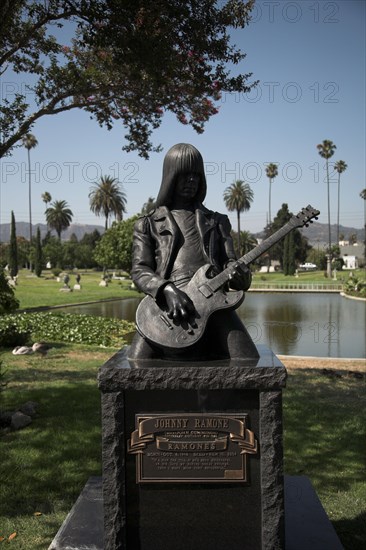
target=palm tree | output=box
[45,200,73,241]
[89,176,127,230]
[42,192,52,230]
[265,163,278,225]
[22,133,38,244]
[239,230,257,257]
[223,180,254,253]
[317,139,336,277]
[334,160,347,245]
[42,191,52,209]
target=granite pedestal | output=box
[48,475,344,550]
[98,345,287,550]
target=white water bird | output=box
[12,346,34,355]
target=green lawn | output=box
[283,368,366,549]
[0,347,365,549]
[12,269,141,310]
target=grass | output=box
[12,269,141,310]
[0,347,365,549]
[283,368,366,549]
[0,345,109,549]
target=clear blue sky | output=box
[1,0,365,236]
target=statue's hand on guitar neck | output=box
[162,283,196,323]
[227,261,252,291]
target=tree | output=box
[42,235,63,270]
[282,232,296,276]
[34,226,43,277]
[223,180,254,253]
[42,191,52,227]
[141,197,156,216]
[306,247,326,270]
[8,211,18,278]
[62,239,78,269]
[269,204,307,272]
[45,200,73,241]
[14,237,30,269]
[317,139,336,277]
[94,216,138,272]
[237,230,257,257]
[0,0,257,159]
[89,176,127,230]
[349,233,357,245]
[22,133,38,244]
[265,163,278,225]
[41,192,52,208]
[334,160,347,245]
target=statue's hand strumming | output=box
[227,262,252,291]
[163,283,196,322]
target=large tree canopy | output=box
[94,216,138,272]
[1,0,257,159]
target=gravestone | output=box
[99,345,286,550]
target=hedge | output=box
[0,312,136,347]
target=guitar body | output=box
[136,264,244,350]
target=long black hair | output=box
[155,143,207,207]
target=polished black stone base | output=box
[98,345,287,549]
[48,476,344,550]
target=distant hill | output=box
[0,222,105,242]
[255,221,365,246]
[0,220,364,246]
[299,222,364,246]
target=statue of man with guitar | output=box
[129,143,258,361]
[128,143,319,361]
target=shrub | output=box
[0,313,135,347]
[0,322,30,347]
[0,270,19,314]
[343,276,366,298]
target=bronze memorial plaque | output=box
[128,413,258,483]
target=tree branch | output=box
[0,8,79,67]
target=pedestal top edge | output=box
[98,345,287,391]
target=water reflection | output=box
[57,294,366,358]
[239,293,365,358]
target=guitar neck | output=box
[209,219,299,292]
[239,221,296,266]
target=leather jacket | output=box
[131,205,238,300]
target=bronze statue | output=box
[128,143,258,361]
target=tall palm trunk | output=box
[326,158,332,278]
[27,148,32,243]
[236,209,241,253]
[337,171,341,245]
[268,178,272,225]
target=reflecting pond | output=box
[57,293,366,358]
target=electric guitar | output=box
[136,205,320,349]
